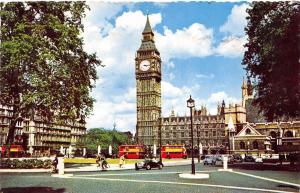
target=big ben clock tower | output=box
[135,15,161,146]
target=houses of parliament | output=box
[135,16,300,154]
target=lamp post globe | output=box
[187,95,195,175]
[187,95,195,108]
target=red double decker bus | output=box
[1,145,24,157]
[161,145,187,159]
[118,145,145,159]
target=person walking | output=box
[100,154,105,170]
[51,154,58,173]
[96,153,101,167]
[119,155,125,168]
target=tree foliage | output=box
[245,98,266,123]
[0,2,101,145]
[82,128,132,154]
[243,2,300,121]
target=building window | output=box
[269,131,276,138]
[181,133,184,138]
[240,141,245,149]
[205,131,208,137]
[253,141,258,149]
[213,131,216,136]
[245,128,251,135]
[284,131,293,137]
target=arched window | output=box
[284,131,293,137]
[240,141,245,149]
[253,141,258,149]
[270,131,277,138]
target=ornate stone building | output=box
[160,107,227,154]
[134,16,300,156]
[135,16,162,145]
[134,16,247,149]
[0,104,86,156]
[230,121,300,155]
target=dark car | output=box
[244,155,255,162]
[135,159,163,170]
[232,154,243,163]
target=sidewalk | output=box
[0,159,192,173]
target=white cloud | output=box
[196,73,215,79]
[86,87,136,132]
[84,10,161,74]
[161,82,240,117]
[165,61,175,69]
[161,81,191,117]
[220,3,249,36]
[168,73,175,80]
[82,4,245,132]
[156,23,214,62]
[215,36,247,58]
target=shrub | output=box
[0,159,53,169]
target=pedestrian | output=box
[119,154,125,168]
[51,154,58,173]
[96,153,101,167]
[100,154,105,170]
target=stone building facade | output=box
[160,107,227,154]
[0,104,86,156]
[231,121,300,155]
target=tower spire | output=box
[143,14,153,34]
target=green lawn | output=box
[64,158,143,164]
[64,158,182,164]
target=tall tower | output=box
[242,77,248,107]
[135,15,162,146]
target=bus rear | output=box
[118,145,145,159]
[161,145,187,159]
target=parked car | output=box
[232,154,243,163]
[228,155,235,164]
[244,155,255,162]
[135,159,163,170]
[203,155,216,165]
[214,156,223,166]
[255,157,263,163]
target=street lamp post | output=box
[187,95,195,175]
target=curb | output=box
[0,161,192,173]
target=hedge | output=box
[0,159,52,169]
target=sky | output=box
[82,1,250,132]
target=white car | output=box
[255,157,263,163]
[203,155,216,165]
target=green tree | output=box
[243,2,300,121]
[0,2,101,146]
[245,98,265,123]
[83,128,131,155]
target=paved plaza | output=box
[1,164,299,193]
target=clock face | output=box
[139,60,150,71]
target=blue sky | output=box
[83,1,250,132]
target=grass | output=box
[63,158,185,164]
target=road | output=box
[1,163,299,193]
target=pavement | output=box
[0,159,192,173]
[1,164,299,193]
